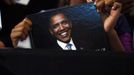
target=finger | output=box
[10,31,24,47]
[15,20,26,28]
[11,32,23,40]
[23,18,32,26]
[15,18,32,29]
[14,21,31,35]
[12,27,29,40]
[11,29,27,41]
[112,2,122,10]
[18,23,31,33]
[11,28,25,40]
[15,21,30,30]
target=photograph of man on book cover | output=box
[26,3,110,51]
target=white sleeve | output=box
[17,36,32,48]
[15,0,30,6]
[0,10,2,30]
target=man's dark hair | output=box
[48,12,70,29]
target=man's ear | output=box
[49,29,53,35]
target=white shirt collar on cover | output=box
[57,38,76,50]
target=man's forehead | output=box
[50,13,67,23]
[51,13,66,19]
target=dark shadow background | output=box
[0,49,134,75]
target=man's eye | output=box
[61,20,68,25]
[52,24,59,29]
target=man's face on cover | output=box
[49,13,72,43]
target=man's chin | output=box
[59,38,70,43]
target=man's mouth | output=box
[60,32,67,37]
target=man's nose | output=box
[59,24,64,30]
